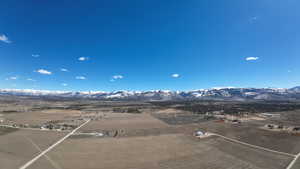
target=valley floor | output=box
[0,97,300,169]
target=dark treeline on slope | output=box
[150,101,300,114]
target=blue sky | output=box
[0,0,299,91]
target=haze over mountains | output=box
[1,87,300,101]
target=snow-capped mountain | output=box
[289,86,300,93]
[0,87,300,101]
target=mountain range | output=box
[1,87,300,101]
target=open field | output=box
[0,96,300,169]
[29,135,292,169]
[193,120,300,154]
[291,156,300,169]
[79,113,169,132]
[272,109,300,126]
[0,128,66,169]
[2,110,83,126]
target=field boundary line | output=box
[0,124,70,133]
[286,152,300,169]
[19,119,91,169]
[211,133,296,158]
[24,136,62,169]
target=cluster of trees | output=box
[151,101,300,114]
[112,107,141,114]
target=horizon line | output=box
[0,86,296,93]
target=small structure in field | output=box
[194,130,212,139]
[94,132,104,137]
[263,124,300,134]
[260,113,280,118]
[265,124,278,129]
[195,131,204,137]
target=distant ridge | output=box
[289,86,300,93]
[0,87,300,101]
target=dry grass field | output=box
[0,128,66,169]
[194,120,300,154]
[79,113,169,132]
[2,110,82,126]
[29,135,292,169]
[291,157,300,169]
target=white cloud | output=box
[27,78,36,81]
[171,74,180,78]
[110,75,124,82]
[78,57,89,61]
[35,69,52,75]
[61,83,68,86]
[113,75,123,79]
[32,54,40,58]
[76,76,86,80]
[6,76,18,80]
[60,68,69,72]
[0,34,11,43]
[9,76,17,80]
[245,57,259,61]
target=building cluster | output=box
[40,123,76,131]
[205,111,242,124]
[264,124,300,133]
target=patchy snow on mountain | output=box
[0,87,300,101]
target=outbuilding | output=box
[195,130,205,137]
